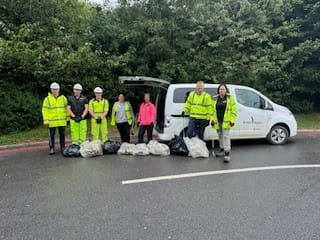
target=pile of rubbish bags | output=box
[63,135,209,158]
[117,140,170,156]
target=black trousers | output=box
[116,122,131,143]
[138,124,153,143]
[49,126,65,149]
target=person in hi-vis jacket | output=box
[210,83,237,163]
[88,87,109,143]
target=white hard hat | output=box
[73,83,83,90]
[50,82,60,89]
[94,87,103,93]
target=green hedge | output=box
[0,84,42,134]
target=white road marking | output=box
[122,164,320,185]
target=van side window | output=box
[235,89,264,109]
[173,88,217,103]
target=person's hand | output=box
[74,116,82,122]
[230,122,235,127]
[44,123,49,128]
[96,117,102,124]
[210,120,215,126]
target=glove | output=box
[44,123,49,128]
[181,111,185,117]
[230,122,235,127]
[74,116,82,123]
[210,120,215,126]
[96,117,102,124]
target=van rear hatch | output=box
[118,76,170,90]
[118,76,170,134]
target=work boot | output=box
[224,151,230,163]
[215,148,224,157]
[49,148,55,155]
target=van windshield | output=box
[173,88,217,103]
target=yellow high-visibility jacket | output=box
[42,93,68,127]
[183,91,212,120]
[89,98,109,117]
[111,101,134,126]
[211,94,237,129]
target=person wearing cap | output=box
[111,93,135,143]
[67,83,89,145]
[88,87,109,142]
[42,82,68,155]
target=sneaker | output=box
[60,147,65,153]
[224,151,230,163]
[215,148,224,157]
[49,148,55,155]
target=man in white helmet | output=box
[67,83,88,145]
[88,87,109,142]
[42,82,68,155]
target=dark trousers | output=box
[187,118,209,140]
[116,122,131,143]
[138,124,153,143]
[49,126,65,149]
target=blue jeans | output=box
[187,118,209,140]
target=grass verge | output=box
[295,113,320,129]
[0,120,120,146]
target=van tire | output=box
[267,125,289,145]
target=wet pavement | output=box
[1,135,320,240]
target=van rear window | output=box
[173,88,217,103]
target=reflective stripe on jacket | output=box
[42,93,68,127]
[89,98,109,117]
[111,101,134,126]
[211,94,237,129]
[183,91,212,120]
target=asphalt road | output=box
[1,135,320,240]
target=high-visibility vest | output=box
[111,101,133,125]
[211,94,237,129]
[42,93,68,127]
[183,91,212,120]
[89,98,109,117]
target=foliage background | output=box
[0,0,319,133]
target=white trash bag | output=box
[147,140,170,156]
[117,142,136,155]
[132,143,149,156]
[183,137,209,158]
[80,140,103,158]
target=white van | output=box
[119,76,297,145]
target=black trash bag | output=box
[103,140,122,154]
[63,144,81,157]
[168,135,189,156]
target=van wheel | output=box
[267,125,289,145]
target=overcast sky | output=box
[87,0,117,5]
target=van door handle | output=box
[171,114,189,117]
